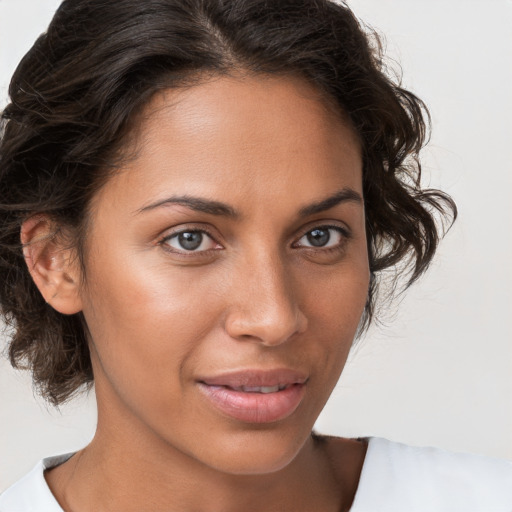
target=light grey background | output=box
[1,0,511,491]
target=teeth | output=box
[245,385,279,393]
[230,385,286,393]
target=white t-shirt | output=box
[1,438,511,511]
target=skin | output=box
[25,73,370,511]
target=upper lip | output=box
[198,368,308,388]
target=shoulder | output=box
[0,454,72,512]
[350,437,512,512]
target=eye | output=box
[161,230,221,253]
[295,226,347,249]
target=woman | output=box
[0,0,510,510]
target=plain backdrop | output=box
[1,0,511,492]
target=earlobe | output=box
[21,215,83,315]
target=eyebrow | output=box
[138,195,239,217]
[298,188,363,217]
[137,188,362,218]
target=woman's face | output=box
[79,74,369,474]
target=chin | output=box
[190,423,313,476]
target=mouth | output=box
[219,383,290,393]
[197,369,307,424]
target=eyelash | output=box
[158,224,351,256]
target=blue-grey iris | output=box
[307,228,330,247]
[179,232,203,250]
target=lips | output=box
[197,369,307,424]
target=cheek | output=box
[303,250,369,329]
[80,254,226,403]
[300,254,369,368]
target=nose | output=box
[224,253,308,346]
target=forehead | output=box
[94,74,363,215]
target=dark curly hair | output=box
[0,0,456,405]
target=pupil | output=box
[178,232,203,250]
[307,228,330,247]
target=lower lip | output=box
[198,383,306,423]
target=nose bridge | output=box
[225,247,307,345]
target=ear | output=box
[21,215,83,315]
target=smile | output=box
[197,369,308,423]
